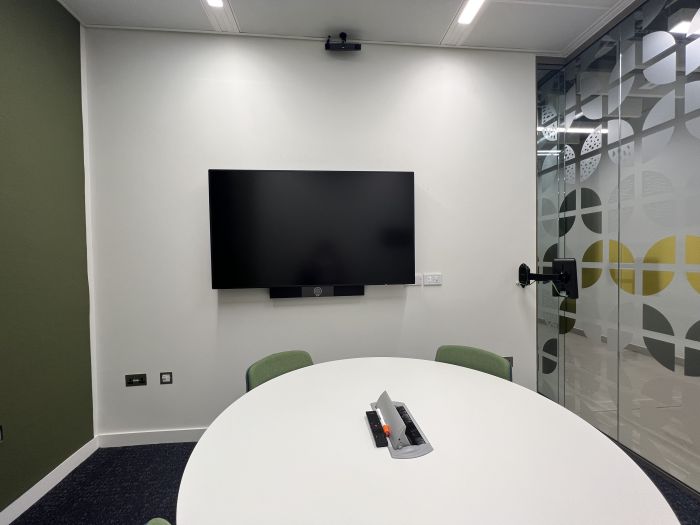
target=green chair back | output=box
[145,519,171,525]
[435,345,512,381]
[246,350,313,391]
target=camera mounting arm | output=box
[518,263,565,287]
[517,259,579,299]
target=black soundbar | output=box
[269,285,365,298]
[325,42,361,51]
[325,32,361,52]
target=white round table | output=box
[177,357,678,524]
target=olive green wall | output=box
[0,0,93,512]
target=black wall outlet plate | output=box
[125,374,147,387]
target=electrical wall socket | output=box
[125,373,147,387]
[160,372,173,385]
[423,272,443,286]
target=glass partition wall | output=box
[537,70,566,404]
[537,0,700,492]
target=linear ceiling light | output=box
[668,8,699,35]
[207,0,224,7]
[669,20,700,35]
[537,126,608,134]
[458,0,486,25]
[670,21,691,34]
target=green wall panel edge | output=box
[0,0,93,512]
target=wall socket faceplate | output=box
[125,374,147,386]
[160,372,173,385]
[423,272,443,286]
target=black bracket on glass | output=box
[517,258,579,299]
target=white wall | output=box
[84,28,536,436]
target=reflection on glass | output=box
[537,69,565,403]
[536,0,700,492]
[558,34,621,440]
[618,1,700,491]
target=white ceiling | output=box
[58,0,638,57]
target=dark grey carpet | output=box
[11,442,700,524]
[12,443,195,525]
[632,461,700,525]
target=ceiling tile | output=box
[59,0,640,56]
[229,0,464,44]
[464,2,609,53]
[61,0,214,31]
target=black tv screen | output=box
[208,170,415,289]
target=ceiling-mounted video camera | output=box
[325,32,361,51]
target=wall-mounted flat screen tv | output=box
[208,170,415,290]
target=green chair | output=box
[145,519,171,525]
[435,345,512,381]
[246,350,313,391]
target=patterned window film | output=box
[537,0,700,492]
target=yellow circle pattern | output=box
[579,236,700,295]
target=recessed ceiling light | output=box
[207,0,224,7]
[458,0,486,25]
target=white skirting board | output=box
[97,427,206,448]
[0,428,205,524]
[0,438,99,525]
